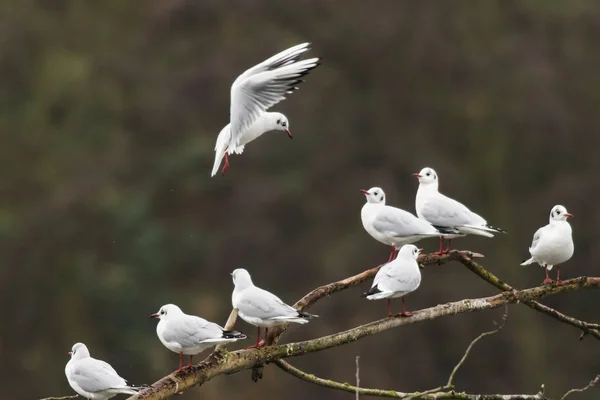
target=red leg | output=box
[387,298,392,317]
[258,328,268,347]
[221,153,230,176]
[542,265,553,285]
[185,355,193,369]
[387,247,395,262]
[245,327,261,349]
[443,239,452,254]
[556,265,562,285]
[435,237,445,255]
[400,297,413,317]
[176,352,183,372]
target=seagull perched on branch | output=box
[65,342,142,400]
[414,167,506,253]
[362,245,422,317]
[151,304,247,372]
[521,205,574,285]
[212,42,320,177]
[360,187,448,262]
[231,268,317,348]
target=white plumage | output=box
[151,304,246,371]
[212,43,320,177]
[231,268,317,348]
[65,342,140,400]
[521,205,574,284]
[360,187,446,261]
[414,167,505,253]
[362,245,422,317]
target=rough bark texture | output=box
[121,251,599,400]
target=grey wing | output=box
[374,260,419,293]
[529,227,545,250]
[72,359,127,393]
[162,316,224,347]
[420,194,485,227]
[237,288,298,319]
[372,206,438,237]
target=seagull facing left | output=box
[231,268,318,348]
[211,42,320,177]
[151,304,247,372]
[521,205,574,285]
[414,167,506,253]
[65,342,142,400]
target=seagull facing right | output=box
[521,205,574,285]
[65,342,141,400]
[150,304,247,372]
[362,244,422,318]
[414,167,506,253]
[211,42,320,177]
[360,187,450,262]
[231,268,318,348]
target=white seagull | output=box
[360,187,452,262]
[211,42,320,177]
[362,245,422,317]
[521,205,574,285]
[231,268,317,348]
[151,304,247,372]
[414,167,506,253]
[65,342,142,400]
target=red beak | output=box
[360,189,369,195]
[68,351,72,356]
[412,173,422,178]
[285,129,292,139]
[150,313,159,319]
[564,213,573,218]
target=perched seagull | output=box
[65,342,142,400]
[414,167,506,253]
[231,268,317,348]
[151,304,247,372]
[361,187,450,261]
[521,205,574,285]
[362,245,422,317]
[211,42,320,177]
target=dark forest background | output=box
[2,1,600,399]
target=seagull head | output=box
[150,304,182,320]
[413,167,438,187]
[68,342,90,360]
[272,112,292,139]
[360,187,386,204]
[231,268,254,289]
[550,205,573,223]
[398,244,422,260]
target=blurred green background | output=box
[2,1,600,399]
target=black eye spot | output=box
[373,191,378,196]
[276,119,281,124]
[426,172,431,176]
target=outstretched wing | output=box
[229,43,319,147]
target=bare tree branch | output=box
[274,358,545,400]
[560,374,600,400]
[447,306,508,388]
[126,275,599,399]
[450,252,600,340]
[356,356,360,400]
[38,396,79,400]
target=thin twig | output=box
[451,252,600,341]
[561,374,600,400]
[274,359,544,399]
[447,306,508,388]
[38,396,79,400]
[356,356,360,400]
